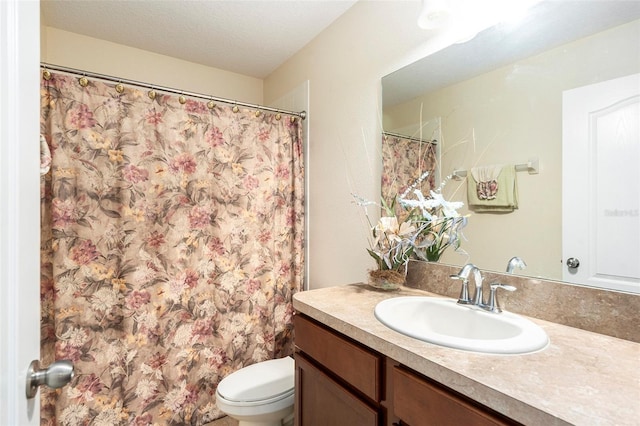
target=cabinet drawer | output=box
[393,367,519,426]
[294,314,381,401]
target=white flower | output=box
[91,288,118,312]
[399,189,436,219]
[197,299,217,317]
[57,275,80,295]
[59,403,90,425]
[131,265,156,286]
[400,189,463,219]
[377,216,398,232]
[173,324,193,346]
[251,346,269,362]
[135,378,158,401]
[398,220,417,236]
[93,402,126,426]
[428,191,463,218]
[232,333,247,348]
[375,217,416,240]
[59,326,88,347]
[102,342,125,364]
[163,380,190,413]
[219,273,238,292]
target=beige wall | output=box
[41,26,263,104]
[40,4,501,291]
[264,2,480,289]
[382,20,640,279]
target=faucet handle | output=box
[449,274,472,305]
[485,283,516,313]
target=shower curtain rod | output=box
[383,131,437,144]
[40,62,307,120]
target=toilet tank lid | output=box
[217,356,295,403]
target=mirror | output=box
[381,0,640,284]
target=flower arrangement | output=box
[354,171,467,289]
[353,195,418,289]
[398,171,467,262]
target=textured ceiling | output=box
[41,0,358,79]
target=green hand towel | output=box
[467,165,518,212]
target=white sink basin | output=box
[374,296,548,354]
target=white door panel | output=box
[563,73,640,293]
[0,0,41,424]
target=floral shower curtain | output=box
[40,72,304,425]
[381,133,437,205]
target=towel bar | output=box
[452,157,539,180]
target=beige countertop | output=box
[293,284,640,426]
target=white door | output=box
[562,73,640,293]
[0,0,42,424]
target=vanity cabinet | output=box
[294,313,520,426]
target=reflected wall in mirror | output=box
[381,0,640,290]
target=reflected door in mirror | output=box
[562,73,640,294]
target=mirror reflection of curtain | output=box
[381,133,437,207]
[39,72,304,425]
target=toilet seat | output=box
[216,356,295,405]
[217,388,294,408]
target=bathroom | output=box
[2,0,639,425]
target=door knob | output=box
[25,359,75,399]
[566,257,580,269]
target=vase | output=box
[368,269,405,291]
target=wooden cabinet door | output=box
[295,353,379,426]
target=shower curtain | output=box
[381,133,437,205]
[39,72,304,425]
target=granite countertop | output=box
[293,284,640,426]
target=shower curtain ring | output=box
[207,97,216,110]
[115,82,125,94]
[148,88,157,100]
[275,110,282,121]
[178,93,187,104]
[232,104,240,113]
[42,69,52,81]
[78,75,89,87]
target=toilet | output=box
[215,356,295,426]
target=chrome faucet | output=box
[506,256,526,273]
[450,263,483,307]
[451,263,516,313]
